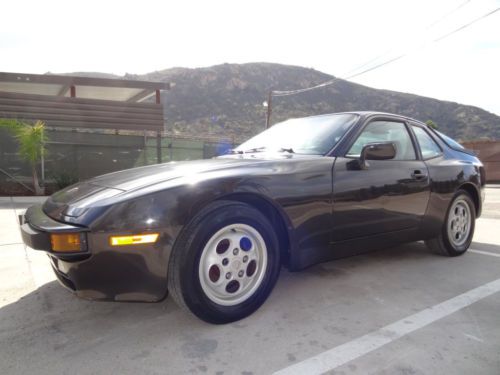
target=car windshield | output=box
[234,113,358,155]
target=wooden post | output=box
[70,85,76,98]
[156,89,162,163]
[143,131,147,166]
[156,130,162,163]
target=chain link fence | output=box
[0,128,236,194]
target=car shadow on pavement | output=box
[0,279,213,373]
[1,242,438,334]
[0,241,472,374]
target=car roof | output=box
[291,111,427,127]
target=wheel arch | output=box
[458,182,481,216]
[216,192,294,268]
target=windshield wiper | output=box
[278,147,295,153]
[243,146,267,153]
[229,146,293,154]
[226,149,243,154]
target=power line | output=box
[342,0,470,78]
[426,0,471,30]
[270,4,499,98]
[345,54,406,80]
[272,52,404,97]
[272,78,337,97]
[434,6,499,42]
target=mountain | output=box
[84,63,500,142]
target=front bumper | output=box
[20,204,88,255]
[19,204,170,302]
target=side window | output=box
[412,126,442,159]
[347,121,416,160]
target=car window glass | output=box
[347,121,416,160]
[412,126,442,159]
[235,114,358,155]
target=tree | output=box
[425,120,438,130]
[0,119,47,195]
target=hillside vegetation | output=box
[79,63,500,142]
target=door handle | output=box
[411,170,428,180]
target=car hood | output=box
[89,157,268,191]
[44,154,317,219]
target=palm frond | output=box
[15,120,47,164]
[0,118,24,134]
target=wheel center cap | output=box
[231,259,241,271]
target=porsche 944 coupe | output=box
[20,111,485,323]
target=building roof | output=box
[0,72,170,102]
[0,72,169,131]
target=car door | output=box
[331,117,431,242]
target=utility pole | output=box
[265,90,273,129]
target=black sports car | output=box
[20,112,485,323]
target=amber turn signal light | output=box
[50,233,82,252]
[110,233,159,246]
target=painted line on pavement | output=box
[469,249,500,258]
[274,278,500,375]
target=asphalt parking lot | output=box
[1,187,499,375]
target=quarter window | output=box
[347,121,416,160]
[412,126,442,159]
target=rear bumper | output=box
[479,185,485,217]
[19,204,170,302]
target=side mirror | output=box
[359,142,396,169]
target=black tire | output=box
[167,200,281,324]
[425,190,476,256]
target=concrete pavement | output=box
[0,189,499,375]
